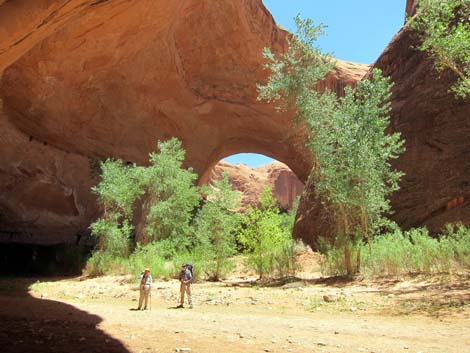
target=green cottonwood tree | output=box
[258,16,405,276]
[90,160,144,257]
[88,138,201,275]
[137,138,200,245]
[409,0,470,99]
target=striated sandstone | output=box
[211,161,303,211]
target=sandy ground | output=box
[1,255,470,353]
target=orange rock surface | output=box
[211,161,304,211]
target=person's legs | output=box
[179,282,185,306]
[185,284,192,307]
[143,288,150,309]
[138,287,144,309]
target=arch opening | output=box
[204,153,304,213]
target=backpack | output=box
[186,263,193,281]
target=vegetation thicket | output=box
[86,138,299,280]
[409,0,470,99]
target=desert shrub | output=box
[274,239,303,278]
[124,242,171,279]
[85,251,127,277]
[407,228,441,272]
[441,223,470,268]
[239,188,299,279]
[321,225,470,277]
[90,216,133,258]
[319,237,360,276]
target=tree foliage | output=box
[194,173,242,280]
[89,160,143,268]
[138,138,200,245]
[91,159,143,218]
[409,0,470,99]
[258,16,405,275]
[89,138,200,270]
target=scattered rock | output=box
[323,294,337,303]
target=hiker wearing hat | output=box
[177,263,193,308]
[137,268,152,310]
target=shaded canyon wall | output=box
[293,23,470,246]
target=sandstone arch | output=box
[0,0,367,243]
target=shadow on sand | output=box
[0,277,130,353]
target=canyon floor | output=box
[1,255,470,353]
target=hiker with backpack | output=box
[177,263,193,308]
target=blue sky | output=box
[224,0,406,167]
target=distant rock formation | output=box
[211,161,304,211]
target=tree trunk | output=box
[356,246,361,273]
[344,244,353,276]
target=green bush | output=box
[85,251,127,277]
[239,188,299,279]
[124,242,171,279]
[274,239,303,278]
[321,225,470,277]
[441,224,470,268]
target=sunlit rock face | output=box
[0,0,366,244]
[211,161,304,212]
[293,24,470,247]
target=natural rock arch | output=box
[0,0,366,243]
[3,0,467,249]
